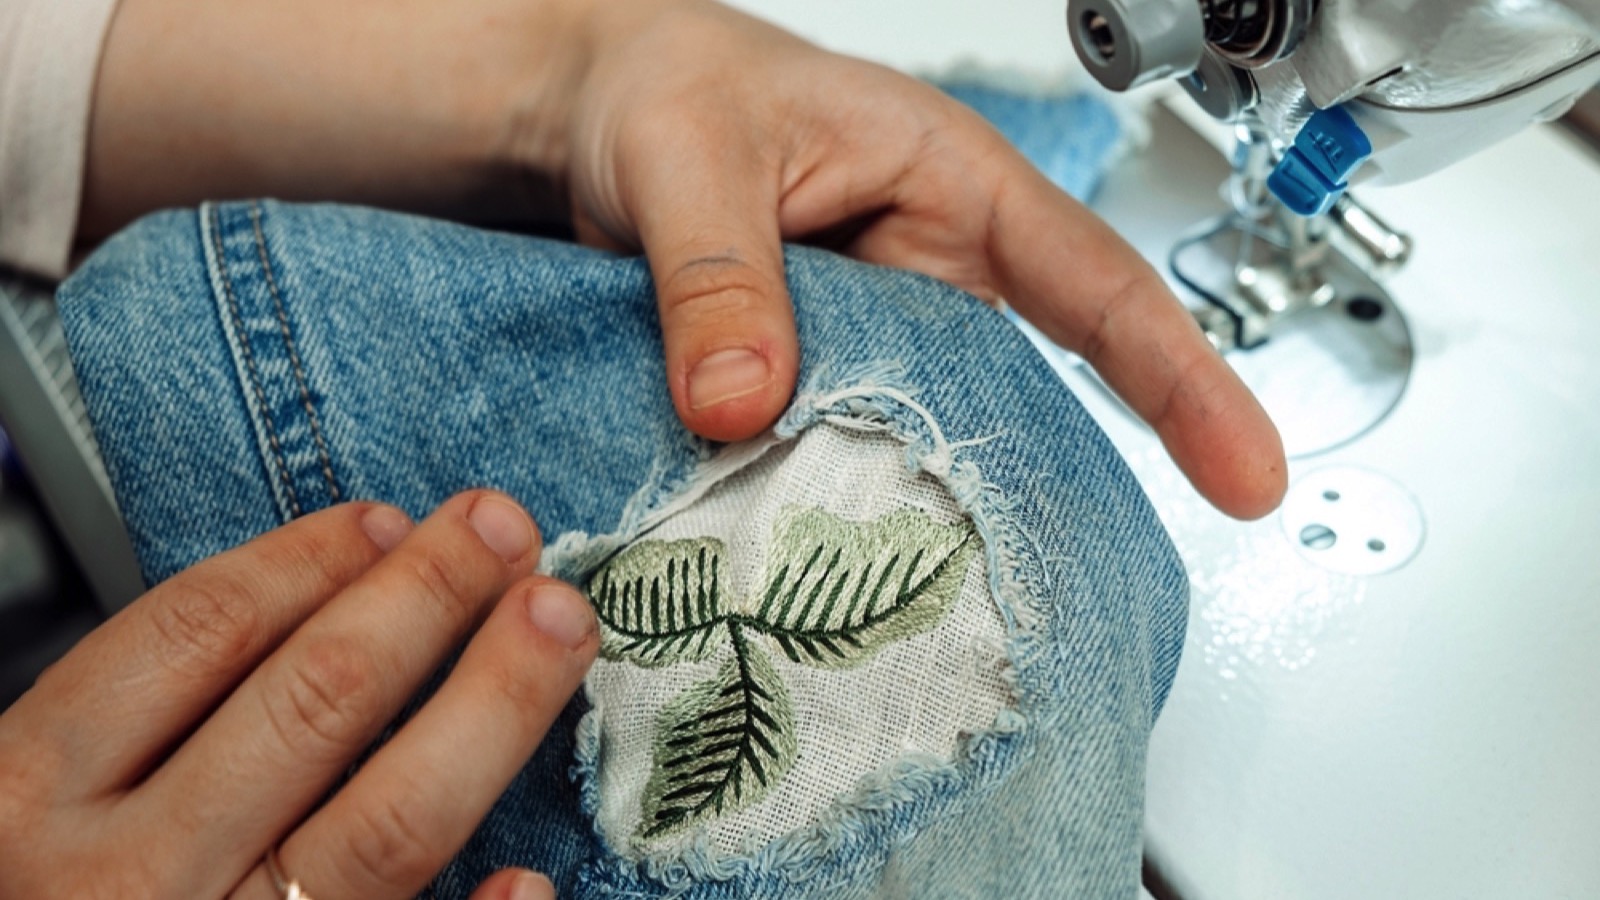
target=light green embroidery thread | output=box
[755,507,976,669]
[586,506,979,841]
[590,538,726,667]
[638,626,796,839]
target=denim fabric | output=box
[938,78,1127,204]
[58,90,1181,900]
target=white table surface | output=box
[1084,104,1600,900]
[725,2,1600,896]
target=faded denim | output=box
[58,88,1184,899]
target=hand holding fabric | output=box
[80,0,1284,518]
[0,493,596,899]
[562,0,1286,518]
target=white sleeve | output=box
[0,0,121,280]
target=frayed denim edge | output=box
[538,426,716,580]
[558,360,1050,891]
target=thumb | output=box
[631,134,799,442]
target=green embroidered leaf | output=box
[749,507,978,669]
[638,624,796,840]
[586,537,728,667]
[594,506,982,842]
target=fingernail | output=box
[526,582,595,649]
[688,348,770,410]
[509,870,555,900]
[469,496,535,562]
[361,505,414,552]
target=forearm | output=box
[78,0,598,242]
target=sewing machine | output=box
[727,0,1600,896]
[1071,0,1596,346]
[1065,0,1600,456]
[1051,4,1600,897]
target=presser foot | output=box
[1169,218,1416,459]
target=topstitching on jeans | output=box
[248,201,341,502]
[205,203,303,518]
[551,364,1045,894]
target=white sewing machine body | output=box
[1068,0,1600,186]
[730,0,1600,895]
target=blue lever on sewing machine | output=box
[1267,106,1373,216]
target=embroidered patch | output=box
[588,507,978,840]
[577,425,1012,858]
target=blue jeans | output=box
[58,88,1183,898]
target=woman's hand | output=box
[560,0,1285,518]
[80,0,1284,519]
[0,492,596,899]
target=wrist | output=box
[486,0,700,202]
[482,0,596,179]
[431,0,598,225]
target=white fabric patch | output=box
[585,424,1013,857]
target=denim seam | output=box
[205,203,304,518]
[248,201,342,502]
[558,362,1045,890]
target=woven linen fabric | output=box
[583,424,1012,857]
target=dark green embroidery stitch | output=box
[590,538,727,667]
[639,623,796,838]
[755,508,977,669]
[585,506,978,841]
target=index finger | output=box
[991,166,1286,520]
[4,502,411,795]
